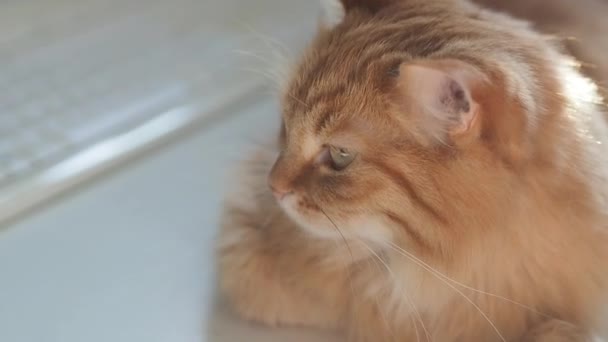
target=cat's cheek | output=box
[348,216,394,245]
[278,196,395,243]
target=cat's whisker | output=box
[358,240,430,342]
[232,48,273,67]
[241,62,282,81]
[234,50,282,79]
[286,92,310,109]
[440,277,554,320]
[319,207,355,263]
[384,239,555,320]
[408,293,432,342]
[384,241,506,342]
[235,37,307,107]
[235,47,286,90]
[318,207,358,301]
[234,49,287,82]
[358,242,403,341]
[412,310,421,342]
[240,65,274,80]
[239,22,292,57]
[240,67,282,89]
[360,250,401,341]
[238,23,292,88]
[233,49,269,62]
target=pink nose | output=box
[267,157,293,201]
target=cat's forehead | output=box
[280,48,406,154]
[284,43,394,118]
[283,79,383,138]
[283,16,411,115]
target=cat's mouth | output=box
[276,193,316,220]
[275,193,339,236]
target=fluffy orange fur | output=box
[217,0,608,341]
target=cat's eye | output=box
[328,146,356,171]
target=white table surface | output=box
[0,96,342,342]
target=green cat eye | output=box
[329,146,356,171]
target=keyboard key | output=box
[65,84,184,145]
[0,0,268,194]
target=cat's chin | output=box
[277,195,394,243]
[276,195,339,239]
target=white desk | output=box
[0,97,341,342]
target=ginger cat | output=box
[217,0,608,341]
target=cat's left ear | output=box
[319,0,396,29]
[394,59,487,142]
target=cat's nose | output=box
[268,173,293,201]
[268,155,294,201]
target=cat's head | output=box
[267,0,557,252]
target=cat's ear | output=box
[319,0,395,28]
[395,60,487,142]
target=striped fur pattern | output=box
[217,0,608,341]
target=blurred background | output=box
[0,0,605,342]
[0,1,341,341]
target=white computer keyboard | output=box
[0,0,313,224]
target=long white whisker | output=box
[385,241,506,342]
[440,276,552,319]
[360,241,431,342]
[359,242,405,341]
[240,67,281,88]
[234,48,286,90]
[385,240,553,319]
[286,92,310,109]
[318,207,358,302]
[233,49,268,62]
[409,293,431,342]
[234,48,287,80]
[239,23,292,56]
[359,246,400,342]
[238,23,292,89]
[240,61,282,80]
